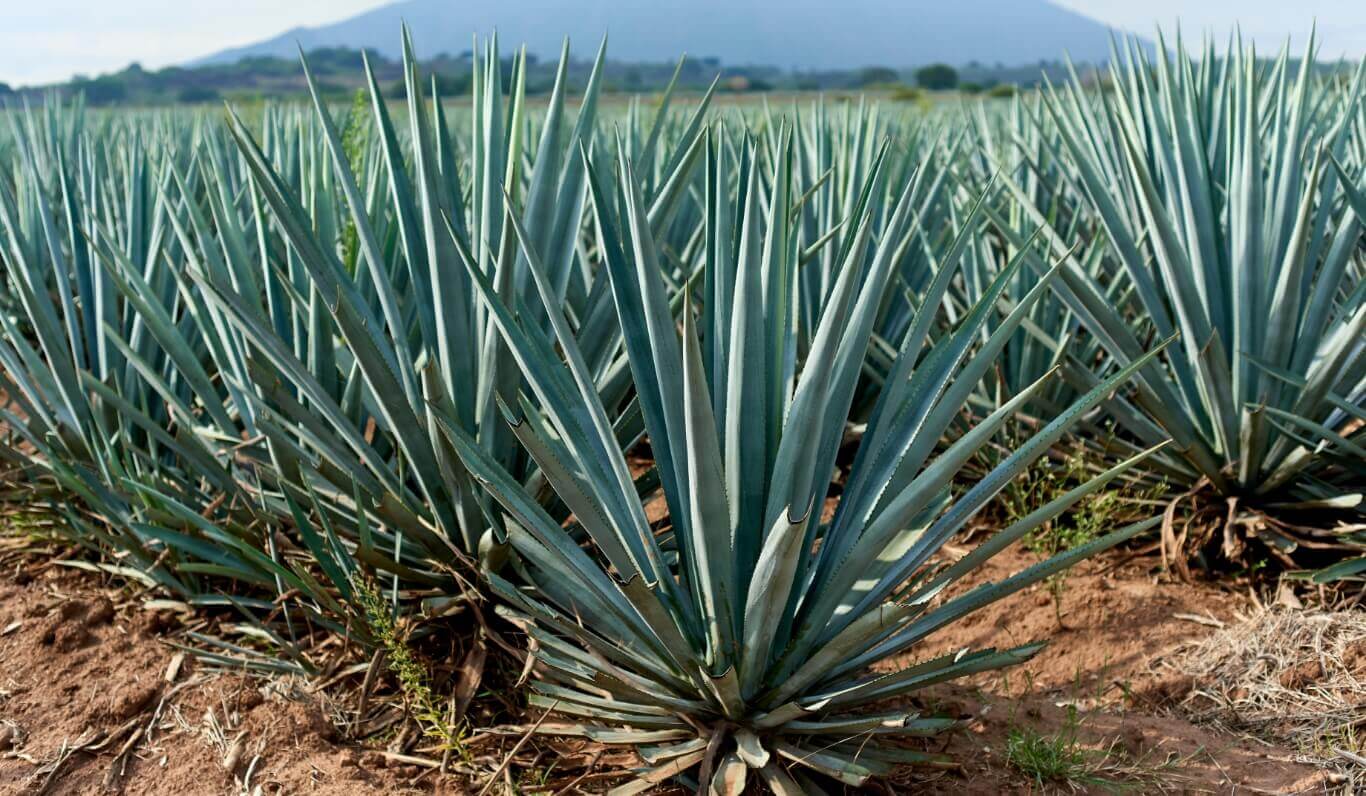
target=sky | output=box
[0,1,379,86]
[2,0,1366,87]
[1053,0,1366,61]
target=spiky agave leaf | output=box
[439,130,1169,792]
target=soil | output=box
[0,546,1337,794]
[897,546,1334,794]
[0,565,432,795]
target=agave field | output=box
[0,27,1363,793]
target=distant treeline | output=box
[2,46,1354,107]
[0,46,1095,106]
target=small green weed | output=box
[338,87,369,274]
[1009,449,1166,558]
[353,575,469,756]
[1005,706,1117,790]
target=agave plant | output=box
[962,97,1094,413]
[189,28,720,592]
[435,123,1167,790]
[949,98,1187,499]
[784,98,964,417]
[0,29,720,657]
[0,100,271,590]
[990,33,1365,563]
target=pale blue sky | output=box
[1,0,378,86]
[1054,0,1366,58]
[2,1,1364,87]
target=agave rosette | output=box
[991,34,1365,522]
[435,124,1167,791]
[0,31,718,648]
[188,30,719,597]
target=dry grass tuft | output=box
[1170,605,1366,783]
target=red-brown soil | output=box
[0,546,1336,794]
[898,547,1332,793]
[0,567,431,795]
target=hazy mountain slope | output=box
[196,0,1124,68]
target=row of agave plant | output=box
[0,27,1361,792]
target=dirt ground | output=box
[0,545,1341,794]
[898,546,1334,793]
[0,565,436,795]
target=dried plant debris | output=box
[1171,606,1366,782]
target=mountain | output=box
[195,0,1126,69]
